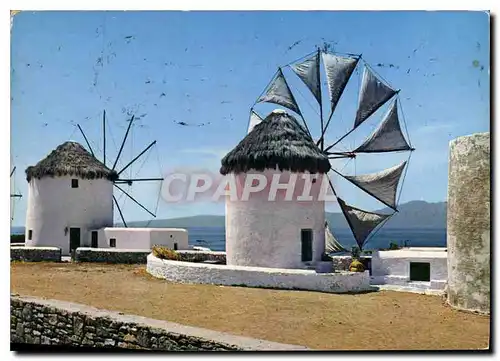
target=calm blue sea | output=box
[11,226,446,251]
[187,227,446,252]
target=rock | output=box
[15,322,24,337]
[73,317,84,336]
[123,334,137,343]
[21,305,32,321]
[41,336,51,345]
[104,339,116,347]
[48,314,58,326]
[33,330,41,336]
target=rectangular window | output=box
[173,242,178,250]
[71,179,79,188]
[110,238,116,248]
[91,231,98,248]
[301,229,313,262]
[410,262,431,282]
[28,230,33,240]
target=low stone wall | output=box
[147,255,372,293]
[11,295,307,351]
[74,248,151,264]
[330,255,352,271]
[331,255,372,273]
[11,247,61,262]
[176,251,226,264]
[74,248,226,265]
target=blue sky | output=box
[10,11,489,225]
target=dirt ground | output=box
[10,262,490,350]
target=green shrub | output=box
[152,245,180,260]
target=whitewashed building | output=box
[220,110,331,269]
[371,247,448,291]
[88,227,188,250]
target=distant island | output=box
[124,200,447,229]
[11,201,447,234]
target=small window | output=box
[301,229,313,262]
[28,230,33,240]
[173,242,178,250]
[71,179,79,188]
[110,238,116,248]
[410,262,430,282]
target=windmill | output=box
[249,47,414,251]
[10,166,22,223]
[76,110,164,227]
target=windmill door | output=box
[69,228,81,254]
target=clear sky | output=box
[10,11,490,226]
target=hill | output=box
[123,200,447,229]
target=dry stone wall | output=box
[10,295,307,351]
[10,247,61,262]
[74,248,227,265]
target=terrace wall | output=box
[74,248,226,264]
[10,295,307,351]
[147,254,371,293]
[10,247,61,262]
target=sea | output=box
[11,226,446,252]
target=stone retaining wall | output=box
[10,295,307,351]
[74,248,151,264]
[147,255,372,293]
[176,251,226,264]
[74,248,226,265]
[11,247,61,262]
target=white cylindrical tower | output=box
[25,142,115,255]
[447,132,490,314]
[220,110,331,269]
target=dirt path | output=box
[10,262,490,350]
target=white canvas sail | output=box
[325,221,347,253]
[337,198,391,250]
[342,161,407,210]
[322,53,359,113]
[354,99,411,153]
[291,52,321,105]
[257,69,301,115]
[247,110,264,134]
[354,66,396,129]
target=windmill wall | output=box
[25,176,113,255]
[446,132,490,314]
[225,169,326,269]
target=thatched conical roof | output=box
[25,141,118,182]
[220,110,331,175]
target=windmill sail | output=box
[257,68,301,115]
[290,52,321,105]
[342,161,407,210]
[354,66,396,129]
[325,221,348,253]
[355,99,411,153]
[248,110,264,134]
[322,53,359,113]
[337,197,391,250]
